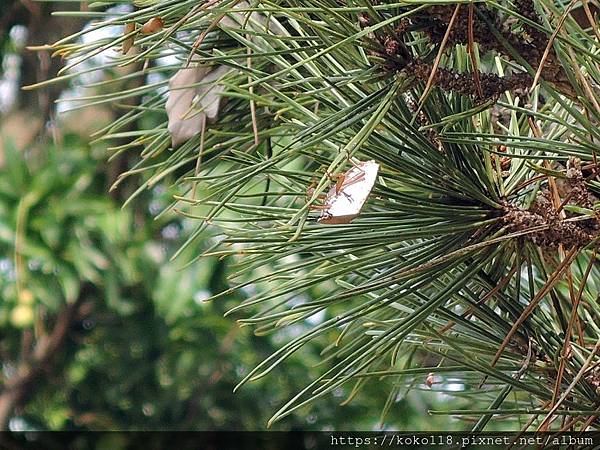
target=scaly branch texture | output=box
[40,0,600,429]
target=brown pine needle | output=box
[550,251,597,414]
[530,0,578,92]
[436,264,517,337]
[417,3,461,107]
[467,2,483,99]
[565,46,600,115]
[581,0,600,42]
[490,247,579,368]
[185,0,232,67]
[538,334,600,431]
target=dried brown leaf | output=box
[166,65,231,147]
[122,22,136,55]
[140,16,164,35]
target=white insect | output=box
[317,159,379,224]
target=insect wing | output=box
[319,160,379,224]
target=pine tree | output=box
[39,0,600,430]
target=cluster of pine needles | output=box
[36,0,600,430]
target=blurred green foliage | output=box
[0,133,456,431]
